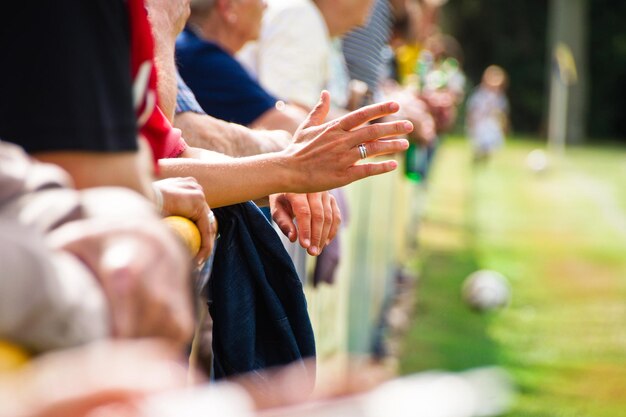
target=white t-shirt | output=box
[238,0,331,109]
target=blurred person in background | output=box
[342,0,438,145]
[465,65,509,163]
[238,0,375,114]
[177,0,309,133]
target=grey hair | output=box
[190,0,217,17]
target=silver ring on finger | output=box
[358,143,368,159]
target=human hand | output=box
[396,93,437,144]
[43,188,195,346]
[383,85,437,144]
[48,216,195,347]
[153,177,217,266]
[145,0,190,40]
[421,89,458,133]
[270,192,341,256]
[283,91,413,192]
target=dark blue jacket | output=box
[209,202,316,383]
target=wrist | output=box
[147,12,179,45]
[273,149,302,193]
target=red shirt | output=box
[127,0,187,167]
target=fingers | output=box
[354,138,410,160]
[299,91,331,129]
[338,101,401,131]
[348,121,413,148]
[327,194,341,244]
[290,194,313,251]
[274,193,337,256]
[347,160,399,183]
[192,204,213,266]
[319,192,334,250]
[270,194,298,242]
[306,193,325,256]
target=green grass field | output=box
[399,137,626,416]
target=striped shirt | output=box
[341,0,393,100]
[175,72,205,115]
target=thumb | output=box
[301,90,330,129]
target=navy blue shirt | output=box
[176,29,278,126]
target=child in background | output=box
[466,65,509,162]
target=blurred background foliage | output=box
[441,0,626,141]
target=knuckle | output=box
[370,123,382,137]
[295,206,311,217]
[363,163,375,177]
[312,212,325,223]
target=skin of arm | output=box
[159,92,413,209]
[145,0,191,122]
[174,111,291,157]
[250,103,309,135]
[33,138,216,265]
[31,138,155,198]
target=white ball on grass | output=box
[462,270,511,311]
[526,149,549,173]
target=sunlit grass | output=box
[399,136,626,416]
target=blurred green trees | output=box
[443,0,626,141]
[588,0,626,140]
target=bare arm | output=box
[159,93,413,208]
[174,112,291,157]
[145,0,190,122]
[250,104,309,134]
[31,138,154,198]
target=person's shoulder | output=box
[263,0,326,42]
[176,29,205,51]
[177,35,230,66]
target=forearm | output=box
[153,42,178,123]
[158,147,296,208]
[250,105,308,135]
[146,1,187,123]
[31,150,153,198]
[174,112,291,157]
[150,24,178,123]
